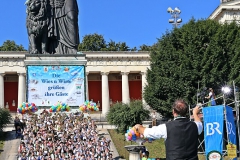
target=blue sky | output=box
[0,0,220,50]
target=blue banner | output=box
[226,106,237,160]
[203,106,224,156]
[27,66,85,106]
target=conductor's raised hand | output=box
[193,105,201,115]
[193,105,201,122]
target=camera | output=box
[197,87,207,101]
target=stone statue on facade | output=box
[26,0,79,54]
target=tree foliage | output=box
[78,33,107,51]
[78,33,135,51]
[106,40,131,51]
[144,19,240,118]
[0,108,12,132]
[106,100,150,134]
[0,40,26,51]
[139,44,153,51]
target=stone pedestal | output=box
[124,145,145,160]
[24,54,87,66]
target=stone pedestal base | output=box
[24,54,87,66]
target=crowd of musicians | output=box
[14,111,113,160]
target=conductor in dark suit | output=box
[135,99,203,160]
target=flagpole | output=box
[197,81,199,103]
[223,92,229,144]
[233,81,240,155]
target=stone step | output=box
[3,126,15,132]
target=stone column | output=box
[0,72,5,108]
[23,74,26,102]
[85,72,89,100]
[101,72,110,116]
[141,72,147,105]
[18,73,26,106]
[121,72,130,104]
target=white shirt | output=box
[209,92,213,97]
[151,113,156,119]
[144,119,203,140]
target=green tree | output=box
[144,19,240,118]
[78,33,107,51]
[107,41,131,51]
[130,46,137,51]
[78,33,136,51]
[107,40,119,51]
[0,108,12,133]
[117,42,130,51]
[106,100,150,134]
[139,44,152,51]
[0,40,26,51]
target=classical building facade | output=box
[209,0,240,24]
[0,51,150,115]
[2,0,239,114]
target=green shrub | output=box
[106,100,150,134]
[0,108,12,132]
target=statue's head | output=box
[28,0,42,16]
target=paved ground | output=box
[0,128,20,160]
[97,129,124,160]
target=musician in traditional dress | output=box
[205,88,216,106]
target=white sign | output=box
[27,66,85,106]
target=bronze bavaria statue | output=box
[26,0,79,54]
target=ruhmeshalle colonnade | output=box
[0,51,150,116]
